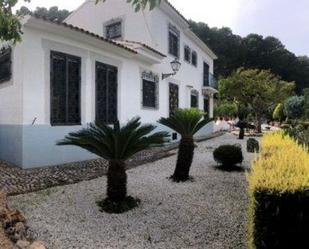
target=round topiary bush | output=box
[247,138,260,153]
[213,144,243,167]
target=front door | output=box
[204,97,210,118]
[95,61,118,124]
[169,83,179,116]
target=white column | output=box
[209,94,214,118]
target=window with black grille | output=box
[168,24,180,58]
[105,21,122,39]
[192,51,197,67]
[143,79,157,108]
[203,62,210,86]
[50,51,81,126]
[184,45,191,62]
[191,90,199,108]
[0,47,12,84]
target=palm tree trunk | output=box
[172,136,195,182]
[107,160,127,202]
[239,128,245,139]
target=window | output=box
[142,71,158,108]
[96,62,118,124]
[192,51,197,67]
[0,47,12,83]
[105,21,122,39]
[184,45,191,62]
[203,62,210,86]
[191,90,199,108]
[168,24,180,58]
[50,51,81,126]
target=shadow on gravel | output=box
[212,165,246,172]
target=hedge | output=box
[247,132,309,249]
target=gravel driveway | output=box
[8,134,256,249]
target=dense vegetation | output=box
[248,133,309,249]
[16,6,70,22]
[189,21,308,94]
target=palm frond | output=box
[158,108,211,137]
[57,117,169,161]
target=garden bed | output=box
[7,134,255,249]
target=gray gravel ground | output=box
[8,133,256,249]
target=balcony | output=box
[202,73,218,96]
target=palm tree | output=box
[158,109,212,182]
[57,117,168,213]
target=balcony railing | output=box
[203,73,218,89]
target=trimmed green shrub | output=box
[283,96,305,119]
[213,144,243,167]
[272,103,285,121]
[247,138,259,153]
[248,133,309,249]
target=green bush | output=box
[247,138,259,153]
[283,96,305,119]
[272,103,285,121]
[213,145,243,167]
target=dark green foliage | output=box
[97,196,141,214]
[213,145,243,167]
[283,122,309,148]
[58,117,168,213]
[284,96,305,119]
[304,89,309,119]
[247,138,259,153]
[252,190,309,249]
[16,6,71,22]
[159,109,212,182]
[189,20,309,94]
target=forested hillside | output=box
[189,21,308,94]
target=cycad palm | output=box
[57,117,168,212]
[159,109,212,182]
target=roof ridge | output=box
[29,15,137,54]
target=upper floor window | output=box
[184,45,191,63]
[142,71,159,109]
[191,51,197,67]
[0,47,12,83]
[168,24,180,58]
[105,21,122,39]
[203,62,210,86]
[50,51,81,126]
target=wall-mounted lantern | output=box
[162,58,181,80]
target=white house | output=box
[0,0,218,168]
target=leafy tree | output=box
[272,103,285,122]
[283,96,305,119]
[57,117,168,213]
[214,101,238,118]
[16,6,71,22]
[219,68,294,133]
[98,0,160,11]
[0,0,30,43]
[158,109,212,182]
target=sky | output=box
[14,0,309,56]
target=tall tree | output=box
[219,68,294,133]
